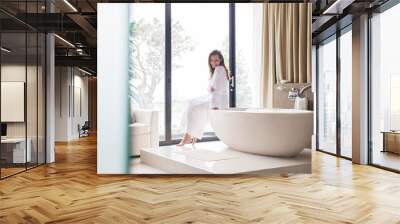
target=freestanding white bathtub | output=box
[209,108,313,157]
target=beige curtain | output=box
[261,3,312,108]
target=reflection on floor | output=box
[340,147,352,159]
[131,141,311,174]
[0,167,25,178]
[0,162,42,179]
[373,150,400,171]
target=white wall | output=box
[55,67,89,141]
[1,65,26,133]
[55,66,69,141]
[1,82,25,122]
[1,63,47,163]
[352,14,369,164]
[71,73,89,138]
[1,65,40,137]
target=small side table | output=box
[381,131,400,154]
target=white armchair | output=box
[129,109,159,156]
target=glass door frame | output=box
[315,24,353,161]
[160,3,236,146]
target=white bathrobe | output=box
[181,66,229,139]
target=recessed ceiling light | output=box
[1,47,11,53]
[322,0,353,15]
[54,34,75,48]
[78,67,93,76]
[63,0,78,12]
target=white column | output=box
[46,32,55,163]
[352,14,369,164]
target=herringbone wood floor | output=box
[1,134,400,224]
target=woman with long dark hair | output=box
[177,50,230,146]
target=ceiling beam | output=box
[322,0,356,14]
[55,55,96,70]
[67,13,97,42]
[13,13,82,32]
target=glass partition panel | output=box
[27,31,38,169]
[1,31,27,178]
[0,2,46,179]
[371,4,400,171]
[38,32,46,165]
[339,29,352,158]
[317,37,337,154]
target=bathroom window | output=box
[235,3,263,108]
[0,2,46,179]
[317,36,337,155]
[171,3,229,139]
[129,4,166,140]
[129,3,261,144]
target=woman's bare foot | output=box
[177,133,192,146]
[191,137,197,146]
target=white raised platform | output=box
[129,158,167,174]
[137,141,311,174]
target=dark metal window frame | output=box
[315,24,352,161]
[160,3,236,146]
